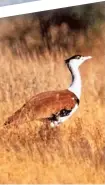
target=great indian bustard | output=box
[4,55,92,127]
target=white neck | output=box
[68,65,81,99]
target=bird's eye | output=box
[76,56,81,59]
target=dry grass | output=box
[0,4,105,183]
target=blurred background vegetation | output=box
[0,2,105,57]
[0,2,105,183]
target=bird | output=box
[4,55,92,128]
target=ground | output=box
[0,3,105,183]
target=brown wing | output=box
[4,90,78,125]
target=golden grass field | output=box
[0,3,105,183]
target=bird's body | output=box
[4,89,79,126]
[4,55,92,127]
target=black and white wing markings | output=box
[59,109,72,117]
[48,108,72,122]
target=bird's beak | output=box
[78,56,92,66]
[83,56,92,60]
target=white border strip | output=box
[0,0,104,18]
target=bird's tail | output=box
[4,106,29,126]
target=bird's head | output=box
[65,55,92,69]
